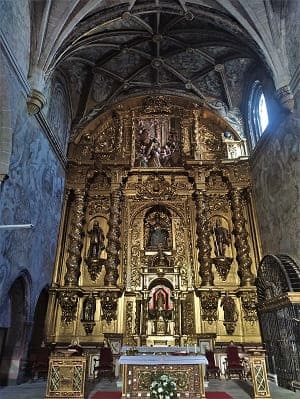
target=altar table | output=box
[119,355,208,399]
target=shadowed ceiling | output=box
[42,0,270,136]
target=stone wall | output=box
[0,56,65,326]
[251,96,300,265]
[286,0,300,77]
[0,0,30,75]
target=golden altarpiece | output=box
[45,95,262,377]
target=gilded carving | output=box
[64,189,86,286]
[129,218,142,289]
[200,290,220,324]
[173,218,188,288]
[125,301,134,336]
[206,194,229,213]
[94,117,119,155]
[99,291,119,323]
[182,295,194,335]
[241,292,258,323]
[143,96,172,114]
[59,291,78,323]
[194,190,213,286]
[105,189,122,286]
[231,188,255,286]
[136,175,177,200]
[87,196,110,215]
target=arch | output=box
[28,286,49,353]
[0,275,29,385]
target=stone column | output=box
[248,349,271,399]
[64,189,86,286]
[194,190,213,286]
[104,188,122,286]
[230,188,254,286]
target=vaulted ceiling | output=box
[29,0,290,134]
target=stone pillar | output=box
[64,189,86,286]
[276,85,294,113]
[104,188,122,286]
[194,190,213,286]
[248,349,271,399]
[230,188,254,286]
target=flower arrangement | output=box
[150,373,177,399]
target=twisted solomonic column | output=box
[194,190,213,286]
[64,189,86,286]
[104,188,123,286]
[230,188,254,286]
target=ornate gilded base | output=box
[45,355,86,399]
[213,257,233,280]
[121,363,206,399]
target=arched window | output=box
[248,81,269,149]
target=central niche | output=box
[134,116,181,167]
[144,206,172,252]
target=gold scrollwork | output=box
[241,292,258,323]
[200,289,220,324]
[58,291,78,324]
[99,291,119,323]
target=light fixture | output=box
[0,224,34,230]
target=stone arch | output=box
[0,273,30,385]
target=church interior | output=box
[0,1,299,398]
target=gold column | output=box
[194,190,213,286]
[64,189,86,286]
[104,188,122,286]
[248,349,271,399]
[230,188,254,286]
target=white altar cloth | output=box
[119,354,208,365]
[121,346,201,353]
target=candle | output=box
[194,344,197,354]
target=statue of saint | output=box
[221,294,236,322]
[147,213,169,249]
[87,221,105,259]
[212,218,231,257]
[83,295,96,321]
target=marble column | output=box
[64,189,86,286]
[194,190,213,286]
[230,188,254,286]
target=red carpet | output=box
[91,391,233,399]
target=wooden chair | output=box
[205,350,221,379]
[94,347,114,382]
[224,345,245,379]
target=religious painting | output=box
[134,116,181,167]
